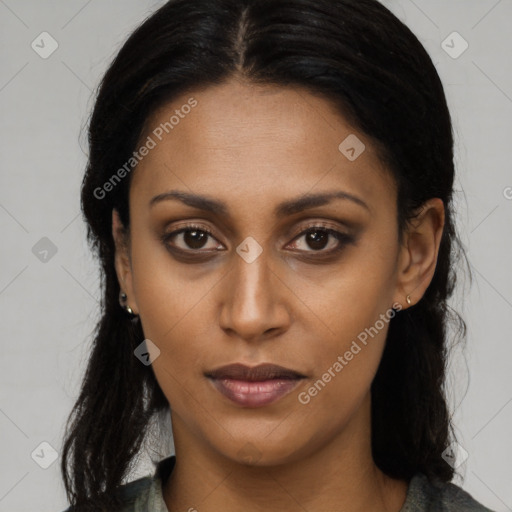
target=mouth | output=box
[205,363,306,408]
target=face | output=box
[113,77,444,467]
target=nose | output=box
[218,246,291,343]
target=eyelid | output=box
[164,222,215,236]
[161,222,219,245]
[289,220,351,239]
[163,219,351,243]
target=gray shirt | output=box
[63,456,496,511]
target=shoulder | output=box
[404,472,496,512]
[61,456,175,512]
[61,475,154,512]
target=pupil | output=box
[184,230,208,249]
[307,230,328,250]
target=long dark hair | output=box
[61,0,471,509]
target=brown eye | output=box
[160,222,354,260]
[288,227,354,254]
[161,225,223,253]
[182,229,209,249]
[304,229,330,250]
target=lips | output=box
[205,363,306,381]
[205,363,306,407]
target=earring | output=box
[119,291,136,316]
[406,294,412,305]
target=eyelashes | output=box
[288,225,353,254]
[161,224,221,254]
[160,222,355,260]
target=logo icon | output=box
[32,237,58,263]
[339,134,366,161]
[236,237,263,263]
[31,441,58,469]
[441,32,469,59]
[237,442,262,464]
[441,442,469,469]
[134,339,161,365]
[31,32,59,59]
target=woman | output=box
[61,0,495,510]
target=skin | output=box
[112,76,445,512]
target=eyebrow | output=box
[149,189,370,217]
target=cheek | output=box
[306,244,396,351]
[294,308,391,434]
[298,237,397,407]
[134,272,213,410]
[128,228,219,393]
[129,223,208,336]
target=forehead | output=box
[131,78,395,214]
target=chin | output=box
[210,432,312,468]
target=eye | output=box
[161,224,223,252]
[160,222,355,258]
[287,223,354,254]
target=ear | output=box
[112,209,139,315]
[392,198,445,309]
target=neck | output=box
[163,393,409,512]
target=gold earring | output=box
[406,294,411,305]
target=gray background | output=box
[1,0,511,510]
